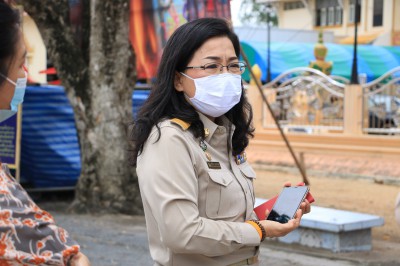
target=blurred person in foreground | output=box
[0,1,90,265]
[130,18,311,266]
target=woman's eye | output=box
[205,64,219,69]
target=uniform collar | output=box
[198,112,235,142]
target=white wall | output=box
[393,0,400,31]
[23,14,47,84]
[278,8,313,30]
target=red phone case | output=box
[254,184,315,220]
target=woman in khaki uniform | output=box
[130,18,310,266]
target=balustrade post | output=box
[344,84,363,135]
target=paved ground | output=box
[47,211,400,266]
[36,182,400,266]
[33,147,400,266]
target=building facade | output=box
[259,0,400,45]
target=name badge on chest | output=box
[207,161,221,169]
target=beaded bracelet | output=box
[246,220,266,242]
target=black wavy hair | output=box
[0,0,20,86]
[129,18,254,166]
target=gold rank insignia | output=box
[170,118,191,130]
[204,128,210,137]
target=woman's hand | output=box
[69,252,91,266]
[284,181,312,215]
[300,199,311,215]
[258,181,311,238]
[259,208,303,238]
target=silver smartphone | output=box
[266,186,309,224]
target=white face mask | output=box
[180,72,242,117]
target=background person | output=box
[0,1,90,265]
[130,18,311,266]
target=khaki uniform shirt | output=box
[137,113,260,266]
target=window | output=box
[283,1,305,10]
[316,9,322,26]
[335,6,343,25]
[349,0,361,24]
[320,8,327,26]
[373,0,383,26]
[349,3,355,23]
[315,0,343,26]
[328,7,335,25]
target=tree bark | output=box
[21,0,142,214]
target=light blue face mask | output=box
[0,71,27,112]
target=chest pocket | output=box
[237,162,256,203]
[237,162,256,180]
[206,170,242,219]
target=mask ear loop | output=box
[0,66,28,86]
[0,73,16,86]
[180,72,194,80]
[179,72,196,100]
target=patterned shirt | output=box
[0,163,79,265]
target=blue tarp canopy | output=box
[20,85,150,188]
[240,41,400,82]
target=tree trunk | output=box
[21,0,142,214]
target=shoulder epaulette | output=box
[170,118,191,131]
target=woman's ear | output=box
[174,72,184,92]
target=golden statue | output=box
[309,30,332,75]
[297,30,335,126]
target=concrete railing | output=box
[246,67,400,158]
[362,67,400,135]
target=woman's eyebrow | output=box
[202,56,238,61]
[203,56,221,61]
